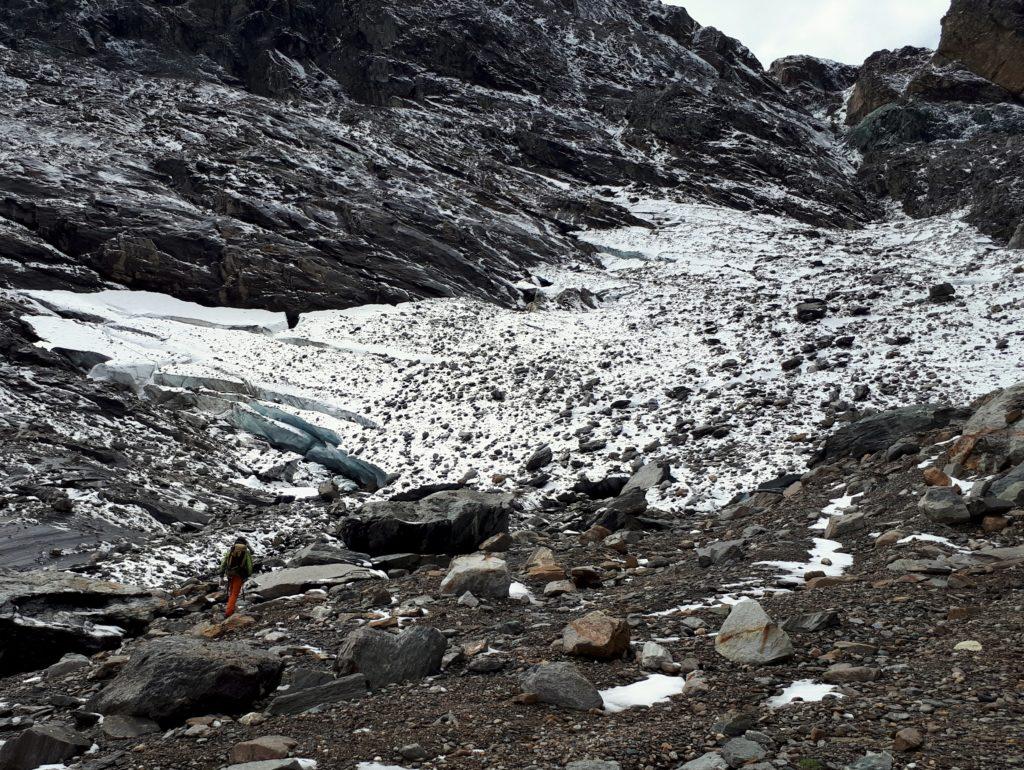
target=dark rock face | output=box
[769,55,859,118]
[846,47,933,126]
[813,405,967,465]
[339,489,511,555]
[0,570,165,675]
[936,0,1024,96]
[89,637,284,726]
[266,673,368,715]
[334,626,446,689]
[0,0,875,314]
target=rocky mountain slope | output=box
[0,1,1023,769]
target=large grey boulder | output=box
[982,462,1024,507]
[439,553,512,599]
[267,673,367,715]
[813,404,965,465]
[249,563,383,600]
[334,626,446,689]
[952,382,1024,471]
[0,569,164,675]
[714,600,794,665]
[697,539,745,568]
[918,487,971,524]
[339,489,511,555]
[0,723,91,770]
[620,462,673,496]
[520,661,602,711]
[679,754,729,770]
[90,636,283,725]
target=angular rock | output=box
[229,735,299,763]
[562,611,630,659]
[918,487,971,524]
[266,674,367,715]
[525,444,553,472]
[224,761,311,770]
[823,663,881,683]
[697,540,745,568]
[334,626,446,689]
[714,600,794,665]
[721,736,766,767]
[782,610,840,633]
[679,754,729,770]
[639,641,673,671]
[520,662,602,711]
[440,553,512,599]
[566,762,621,770]
[89,637,283,726]
[0,723,91,770]
[846,753,894,770]
[479,532,513,552]
[339,490,511,556]
[45,653,91,678]
[101,714,160,738]
[824,511,867,539]
[620,462,673,495]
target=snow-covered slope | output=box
[15,196,1022,582]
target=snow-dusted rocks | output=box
[334,626,446,689]
[0,569,164,675]
[340,490,511,556]
[90,637,283,725]
[440,553,512,599]
[714,600,795,665]
[520,662,602,711]
[249,563,383,601]
[562,611,631,659]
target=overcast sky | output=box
[668,0,949,67]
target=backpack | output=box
[226,544,248,573]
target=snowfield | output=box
[13,197,1024,581]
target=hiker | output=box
[219,537,254,618]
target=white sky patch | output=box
[670,0,949,67]
[768,679,843,708]
[600,674,686,713]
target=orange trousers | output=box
[225,575,243,618]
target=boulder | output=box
[525,444,553,471]
[101,714,160,738]
[950,382,1024,471]
[824,512,867,539]
[0,723,91,770]
[224,761,312,770]
[249,563,382,600]
[334,626,446,688]
[566,762,621,770]
[520,662,602,710]
[813,404,965,466]
[697,539,745,567]
[339,490,511,555]
[620,462,673,495]
[562,611,630,659]
[846,754,894,770]
[639,641,673,671]
[285,543,370,567]
[982,461,1024,507]
[266,674,368,715]
[936,0,1024,96]
[45,653,91,678]
[721,736,766,767]
[524,547,566,581]
[89,637,283,726]
[714,600,794,665]
[230,736,299,763]
[0,569,165,675]
[440,553,512,598]
[679,754,729,770]
[918,487,971,524]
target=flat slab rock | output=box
[334,626,446,689]
[250,563,383,600]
